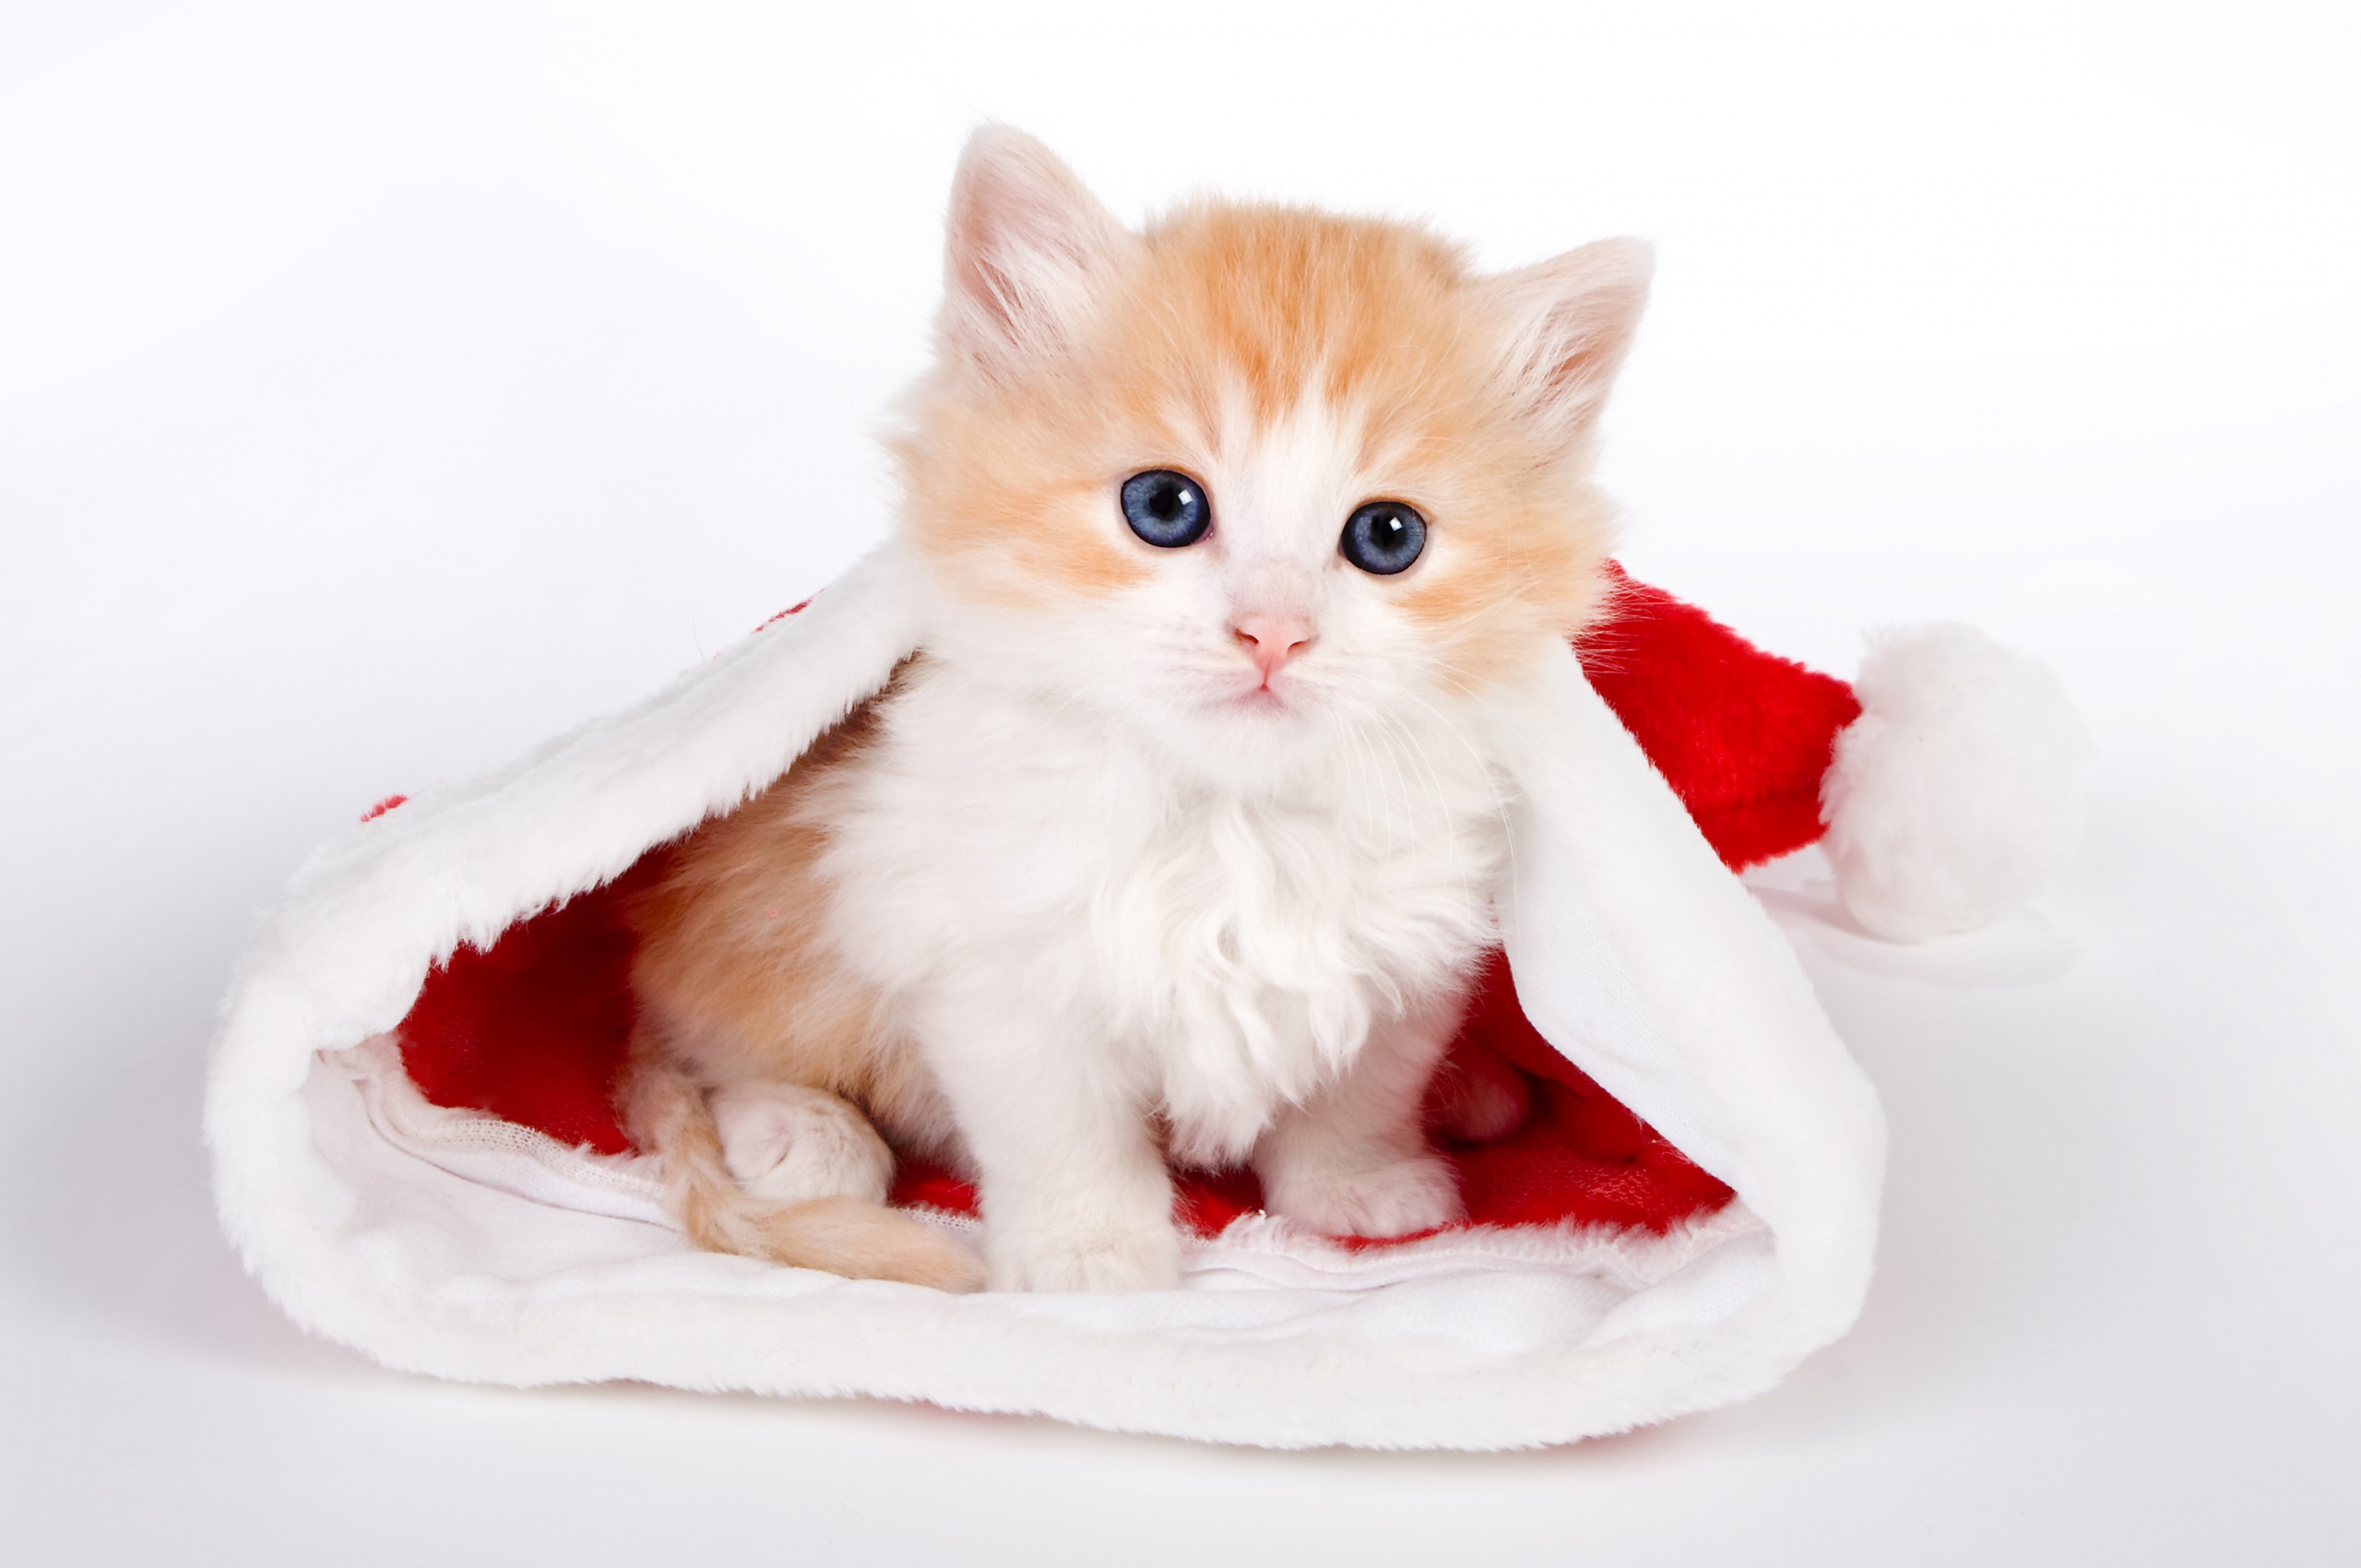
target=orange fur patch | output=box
[894,202,1615,671]
[629,689,942,1143]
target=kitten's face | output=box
[894,131,1650,781]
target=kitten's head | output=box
[892,127,1649,780]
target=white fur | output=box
[823,380,1518,1288]
[1821,624,2085,943]
[820,645,1500,1288]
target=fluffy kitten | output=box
[622,127,1650,1293]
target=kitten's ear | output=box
[939,126,1130,382]
[1482,238,1654,447]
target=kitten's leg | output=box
[1254,994,1467,1239]
[709,1080,895,1206]
[915,995,1181,1293]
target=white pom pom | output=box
[1821,624,2085,943]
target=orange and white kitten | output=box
[623,128,1650,1293]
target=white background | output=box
[4,3,2357,1562]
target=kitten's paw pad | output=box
[711,1083,892,1206]
[1267,1154,1464,1239]
[990,1224,1183,1293]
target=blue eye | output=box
[1340,501,1427,576]
[1121,469,1211,548]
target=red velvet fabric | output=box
[393,574,1856,1240]
[1584,564,1861,873]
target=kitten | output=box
[622,127,1650,1293]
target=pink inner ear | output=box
[1491,238,1653,435]
[945,224,1034,349]
[940,129,1121,369]
[388,572,1849,1244]
[1532,309,1623,410]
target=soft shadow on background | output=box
[4,4,2356,1563]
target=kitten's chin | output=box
[1139,688,1342,785]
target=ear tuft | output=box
[940,125,1129,382]
[1484,237,1654,446]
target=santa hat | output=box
[206,551,2076,1449]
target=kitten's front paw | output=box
[1264,1153,1464,1239]
[990,1222,1183,1293]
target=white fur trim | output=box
[205,548,1885,1449]
[1821,624,2086,943]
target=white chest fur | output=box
[817,658,1512,1165]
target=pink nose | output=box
[1232,614,1313,682]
